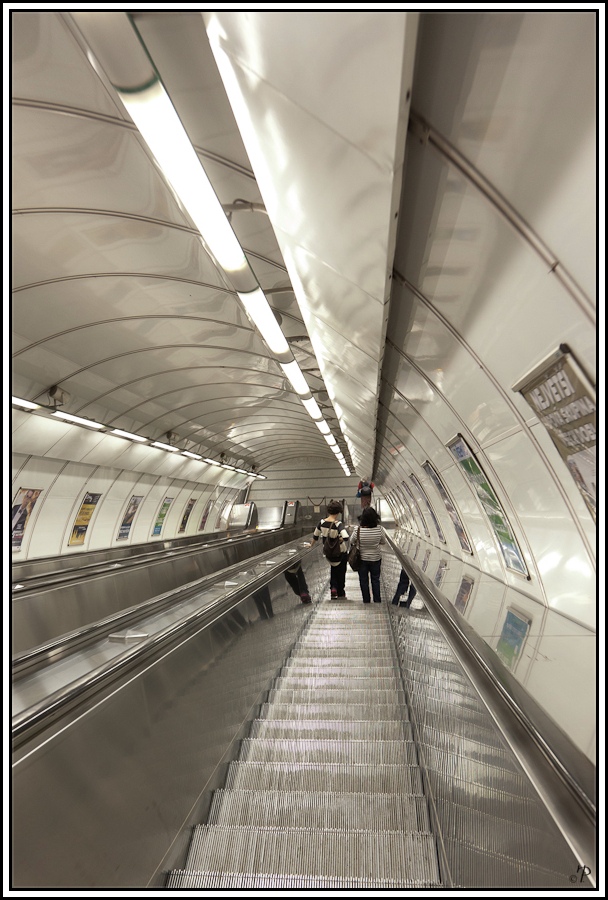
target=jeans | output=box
[330,555,348,595]
[391,568,416,607]
[359,558,382,603]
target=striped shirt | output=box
[312,517,349,565]
[351,525,385,561]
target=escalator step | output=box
[224,761,424,794]
[238,738,418,765]
[259,702,406,721]
[249,718,411,741]
[182,824,441,883]
[208,789,431,831]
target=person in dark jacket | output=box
[391,568,417,608]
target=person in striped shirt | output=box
[308,500,350,599]
[351,506,386,603]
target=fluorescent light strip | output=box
[301,396,322,419]
[315,419,331,435]
[151,441,180,452]
[204,458,221,466]
[52,411,105,429]
[111,428,148,443]
[237,288,290,356]
[324,434,337,446]
[12,397,41,410]
[279,359,310,396]
[183,451,202,459]
[119,81,248,275]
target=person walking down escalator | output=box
[391,567,417,609]
[352,506,385,603]
[284,562,312,604]
[307,499,349,599]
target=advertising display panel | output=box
[152,497,174,536]
[11,488,42,550]
[68,492,102,546]
[117,495,143,540]
[423,461,473,555]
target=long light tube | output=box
[324,434,337,446]
[52,411,104,429]
[119,81,248,275]
[237,288,290,356]
[301,396,323,420]
[279,359,310,396]
[111,428,147,442]
[12,397,40,410]
[314,419,331,435]
[151,441,180,452]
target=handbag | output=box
[348,527,361,571]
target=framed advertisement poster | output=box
[179,497,197,534]
[198,499,214,531]
[152,497,174,536]
[434,560,448,588]
[117,495,143,541]
[12,487,42,551]
[422,461,473,555]
[402,481,430,538]
[454,575,475,614]
[410,472,445,543]
[496,608,532,672]
[447,436,528,577]
[513,345,596,521]
[68,492,102,546]
[421,548,431,572]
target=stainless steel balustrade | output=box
[382,536,596,888]
[12,524,308,656]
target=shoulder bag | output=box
[348,527,361,571]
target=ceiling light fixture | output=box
[12,397,40,410]
[52,411,105,429]
[151,441,180,452]
[111,428,148,442]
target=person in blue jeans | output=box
[391,568,417,608]
[352,506,385,603]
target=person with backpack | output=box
[307,499,350,599]
[357,478,375,509]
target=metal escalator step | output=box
[208,789,431,831]
[410,695,493,728]
[183,824,441,883]
[167,870,438,889]
[273,674,403,690]
[249,718,411,741]
[268,687,405,705]
[421,711,506,747]
[293,648,395,659]
[260,702,406,721]
[224,761,424,795]
[238,738,418,766]
[281,657,395,675]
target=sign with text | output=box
[69,492,101,546]
[152,497,174,536]
[117,495,143,540]
[514,346,596,521]
[11,487,42,550]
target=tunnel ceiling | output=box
[12,11,418,479]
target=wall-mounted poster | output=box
[68,492,102,546]
[454,575,475,614]
[448,436,528,577]
[152,497,174,536]
[11,487,42,550]
[410,473,445,543]
[434,560,448,588]
[513,345,596,521]
[178,497,197,534]
[423,461,473,555]
[421,549,431,572]
[496,608,532,672]
[198,499,214,531]
[402,481,430,537]
[117,495,143,541]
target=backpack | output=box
[360,482,372,497]
[323,520,344,562]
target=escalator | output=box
[167,565,589,889]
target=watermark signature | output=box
[570,865,592,883]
